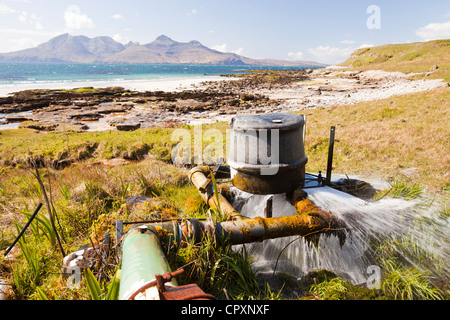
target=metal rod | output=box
[264,196,273,218]
[325,126,335,186]
[3,203,43,258]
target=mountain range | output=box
[0,33,325,67]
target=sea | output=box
[0,62,314,96]
[0,62,317,129]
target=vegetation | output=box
[1,109,447,300]
[1,43,449,299]
[341,39,450,82]
[0,156,283,300]
[299,86,450,195]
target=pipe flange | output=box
[189,219,204,243]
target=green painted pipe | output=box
[117,208,343,299]
[118,225,177,300]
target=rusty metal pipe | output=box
[214,207,341,245]
[189,166,243,220]
[188,167,343,244]
[127,197,342,248]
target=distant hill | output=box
[0,34,325,67]
[341,39,450,82]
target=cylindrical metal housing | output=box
[228,113,307,194]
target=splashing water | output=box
[231,180,449,285]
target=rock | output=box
[240,94,255,101]
[97,102,130,113]
[116,121,141,131]
[5,114,32,123]
[358,70,407,85]
[68,109,101,121]
[61,242,109,276]
[400,167,422,176]
[0,279,13,300]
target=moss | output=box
[298,271,384,300]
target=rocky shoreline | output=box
[0,67,447,132]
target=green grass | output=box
[341,39,450,82]
[1,50,449,299]
[0,127,176,166]
[299,86,450,194]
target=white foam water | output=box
[231,183,449,285]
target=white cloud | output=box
[64,5,95,30]
[0,4,16,14]
[415,20,450,41]
[18,11,28,23]
[17,11,42,30]
[212,43,227,52]
[34,21,43,30]
[9,37,40,50]
[112,33,130,44]
[307,45,354,65]
[287,51,304,60]
[187,9,198,16]
[305,42,376,64]
[212,43,243,55]
[0,29,59,52]
[111,14,125,20]
[232,48,244,55]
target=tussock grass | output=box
[0,127,177,167]
[0,157,208,299]
[301,86,450,194]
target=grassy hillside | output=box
[341,39,450,82]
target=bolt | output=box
[137,225,148,234]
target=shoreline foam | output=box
[0,74,227,97]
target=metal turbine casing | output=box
[228,113,308,195]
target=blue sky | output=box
[0,0,449,64]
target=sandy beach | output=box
[0,74,228,98]
[0,67,447,131]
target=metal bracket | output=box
[325,126,336,186]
